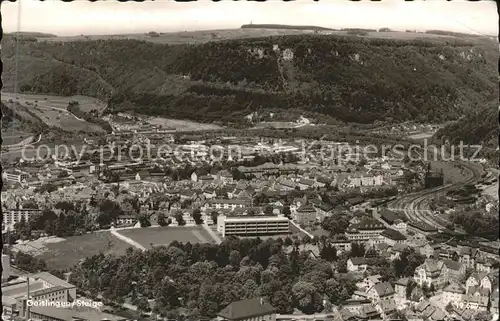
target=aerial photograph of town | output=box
[1,1,498,321]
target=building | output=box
[380,228,407,246]
[347,257,368,272]
[424,171,444,188]
[3,208,43,231]
[329,239,352,254]
[2,171,30,183]
[1,272,77,320]
[442,259,466,282]
[441,282,465,306]
[294,205,317,226]
[394,277,410,301]
[345,219,385,244]
[459,246,481,269]
[413,259,446,289]
[407,221,438,236]
[207,199,252,211]
[367,282,395,305]
[466,272,493,294]
[419,243,435,258]
[217,297,276,321]
[217,215,290,238]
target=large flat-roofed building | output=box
[217,215,290,237]
[3,208,42,231]
[2,171,30,184]
[2,272,77,319]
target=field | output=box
[1,131,32,145]
[145,116,222,131]
[119,226,216,249]
[1,92,106,133]
[32,232,131,270]
[35,28,466,45]
[407,131,436,140]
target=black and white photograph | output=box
[1,1,498,320]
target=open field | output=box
[407,131,436,140]
[2,92,107,113]
[1,92,106,133]
[145,116,222,131]
[482,181,499,200]
[32,232,131,270]
[253,121,301,129]
[1,131,32,145]
[35,29,468,45]
[119,226,216,249]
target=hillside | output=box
[2,33,497,125]
[435,107,498,159]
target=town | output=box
[2,111,499,321]
[1,1,499,320]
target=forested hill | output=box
[2,33,497,125]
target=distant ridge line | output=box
[241,24,336,31]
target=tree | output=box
[175,211,186,226]
[139,215,151,227]
[157,213,167,227]
[283,206,291,219]
[349,242,365,258]
[192,209,203,225]
[211,211,219,225]
[319,242,337,262]
[321,215,349,235]
[137,297,151,313]
[291,281,321,314]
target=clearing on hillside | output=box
[1,92,107,133]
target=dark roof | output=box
[380,210,398,224]
[349,257,367,265]
[347,196,365,205]
[217,297,275,320]
[381,228,407,241]
[408,221,438,232]
[354,219,385,230]
[297,204,316,213]
[443,259,463,271]
[371,282,395,297]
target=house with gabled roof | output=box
[380,228,407,246]
[217,297,276,321]
[459,246,481,269]
[347,257,368,272]
[413,259,447,289]
[442,259,466,282]
[294,204,317,225]
[367,282,395,304]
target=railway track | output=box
[387,161,484,231]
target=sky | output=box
[1,0,498,37]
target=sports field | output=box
[33,232,131,270]
[119,226,216,249]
